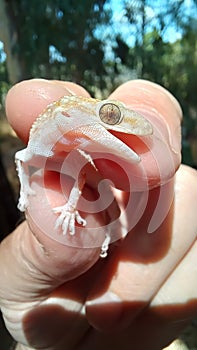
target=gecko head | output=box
[85,99,154,190]
[62,97,154,168]
[96,99,153,136]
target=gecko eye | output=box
[98,102,122,125]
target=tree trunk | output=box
[140,0,146,76]
[0,0,23,83]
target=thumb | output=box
[1,79,103,302]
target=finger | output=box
[0,80,105,342]
[85,80,183,329]
[2,79,119,348]
[95,231,197,350]
[150,238,197,321]
[86,164,197,331]
[6,79,120,257]
[80,236,197,350]
[56,234,196,350]
[6,79,90,143]
[3,78,122,288]
[110,79,182,159]
[95,80,182,190]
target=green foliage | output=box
[0,55,10,109]
[3,0,110,92]
[113,0,197,166]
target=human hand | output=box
[0,79,196,350]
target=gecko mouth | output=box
[44,128,153,193]
[109,130,153,155]
[91,130,153,192]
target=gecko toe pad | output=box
[53,204,86,235]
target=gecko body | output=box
[15,96,153,257]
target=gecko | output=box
[15,95,153,257]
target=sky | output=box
[0,42,6,62]
[93,0,189,59]
[103,0,195,45]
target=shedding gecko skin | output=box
[15,96,153,258]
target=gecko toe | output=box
[75,211,87,226]
[53,205,86,236]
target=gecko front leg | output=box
[53,174,87,235]
[52,149,98,236]
[53,177,111,258]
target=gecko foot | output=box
[100,233,111,258]
[53,204,86,235]
[17,186,36,212]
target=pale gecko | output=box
[15,96,153,257]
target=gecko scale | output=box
[15,96,153,257]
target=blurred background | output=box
[0,0,196,349]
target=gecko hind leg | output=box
[15,150,35,211]
[53,180,86,236]
[100,232,111,258]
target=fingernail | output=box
[169,123,182,155]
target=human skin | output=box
[0,79,196,350]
